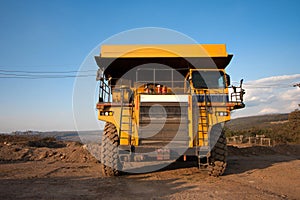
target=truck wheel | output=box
[100,122,122,176]
[208,125,227,177]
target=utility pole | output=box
[293,83,300,88]
[294,83,300,107]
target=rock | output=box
[13,147,21,152]
[82,156,87,162]
[48,152,54,157]
[82,144,87,150]
[281,194,287,199]
[39,151,48,160]
[4,142,11,146]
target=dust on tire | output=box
[100,122,122,176]
[208,124,228,177]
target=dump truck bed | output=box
[95,44,233,81]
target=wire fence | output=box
[227,135,274,146]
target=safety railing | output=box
[135,68,189,94]
[229,79,245,108]
[98,77,111,102]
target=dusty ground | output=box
[0,135,299,200]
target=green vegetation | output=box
[225,110,300,144]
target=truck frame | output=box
[95,44,245,177]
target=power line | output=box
[0,64,96,68]
[0,68,97,79]
[0,69,96,73]
[0,68,297,86]
[0,75,95,79]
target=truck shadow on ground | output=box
[224,145,300,175]
[122,145,300,176]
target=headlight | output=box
[217,111,229,116]
[100,111,114,116]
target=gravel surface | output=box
[0,135,299,200]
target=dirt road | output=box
[0,135,299,199]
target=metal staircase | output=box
[199,106,209,146]
[198,90,210,167]
[119,87,133,143]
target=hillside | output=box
[40,130,102,143]
[8,130,102,143]
[225,110,300,144]
[226,113,289,131]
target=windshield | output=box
[192,71,225,89]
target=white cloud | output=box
[280,89,300,101]
[258,108,279,114]
[247,74,300,85]
[232,74,300,118]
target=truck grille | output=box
[139,102,189,148]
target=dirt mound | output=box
[0,134,98,163]
[228,145,276,156]
[27,137,66,148]
[2,134,299,164]
[228,144,300,158]
[0,134,38,144]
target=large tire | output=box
[208,125,228,177]
[100,122,122,176]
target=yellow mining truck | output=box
[95,44,245,177]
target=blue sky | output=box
[0,0,299,132]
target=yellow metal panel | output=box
[101,44,228,58]
[188,95,194,147]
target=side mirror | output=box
[225,74,231,87]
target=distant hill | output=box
[41,130,103,143]
[225,111,299,144]
[10,130,103,143]
[226,113,289,131]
